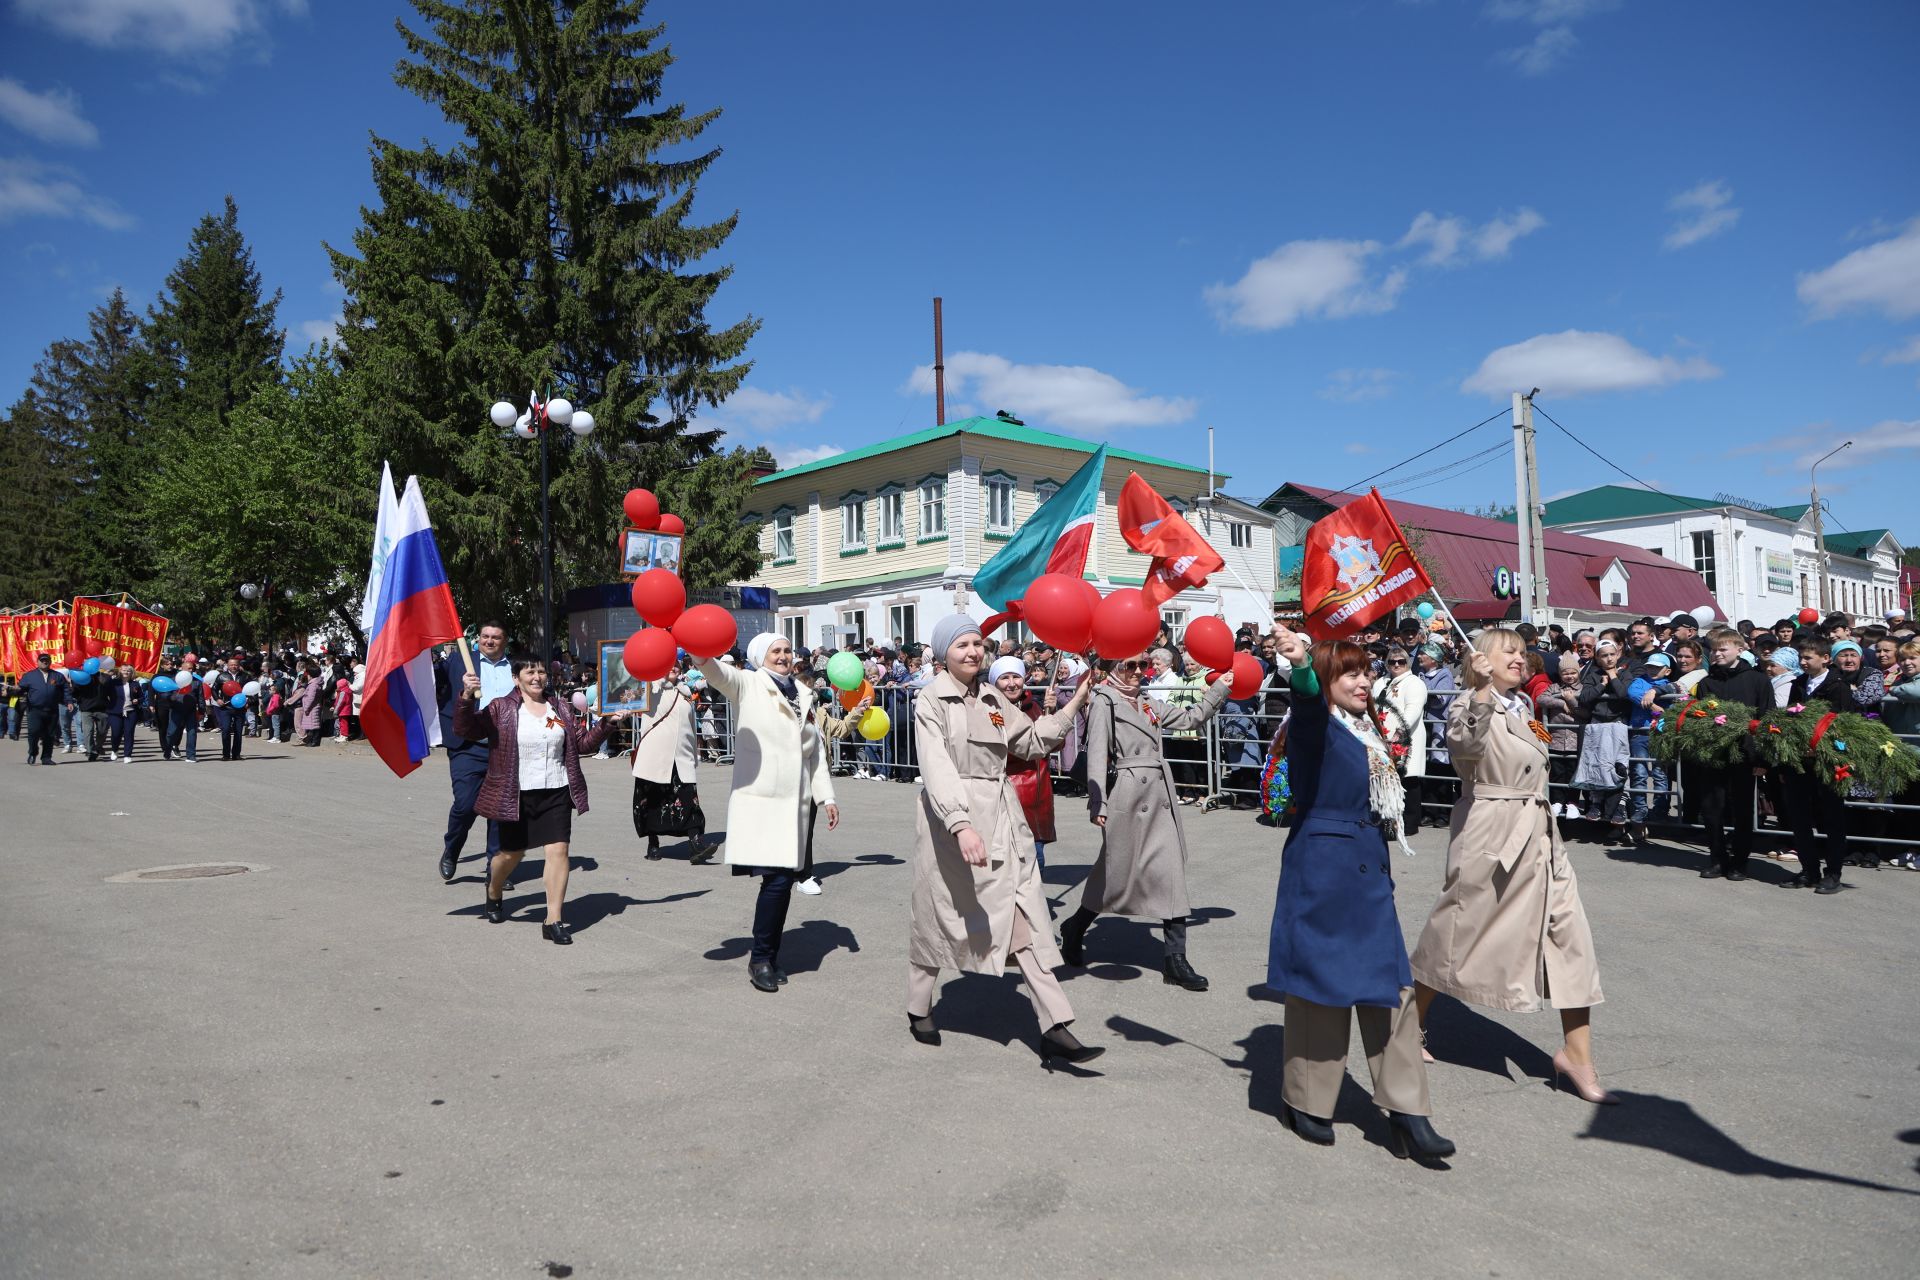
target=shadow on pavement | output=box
[1424,995,1555,1082]
[1601,842,1799,886]
[1581,1093,1920,1194]
[569,889,712,932]
[813,853,904,881]
[702,920,861,973]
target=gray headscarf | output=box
[930,613,983,664]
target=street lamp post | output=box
[489,391,596,664]
[1809,440,1852,612]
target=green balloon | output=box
[826,651,865,691]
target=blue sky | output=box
[4,0,1918,542]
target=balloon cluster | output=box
[1016,573,1261,696]
[620,487,734,682]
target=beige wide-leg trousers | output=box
[1282,987,1430,1118]
[907,905,1074,1029]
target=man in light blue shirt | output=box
[437,622,512,882]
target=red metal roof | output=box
[1283,483,1720,621]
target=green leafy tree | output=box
[328,0,757,646]
[0,386,84,604]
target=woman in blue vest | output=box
[1264,623,1454,1166]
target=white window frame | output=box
[876,486,905,545]
[1161,607,1188,640]
[841,492,867,551]
[779,613,807,651]
[771,508,795,562]
[1690,530,1717,594]
[840,608,867,642]
[888,603,918,647]
[918,477,947,538]
[1035,480,1060,507]
[983,473,1016,533]
[1228,521,1252,549]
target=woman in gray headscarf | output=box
[908,613,1097,1067]
[696,631,838,993]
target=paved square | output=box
[3,742,1915,1278]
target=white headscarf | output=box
[746,632,779,670]
[988,656,1026,685]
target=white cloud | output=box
[294,315,340,347]
[1399,208,1545,266]
[1498,26,1577,76]
[1797,219,1920,321]
[14,0,306,56]
[1320,368,1399,403]
[1663,180,1740,250]
[1473,207,1548,259]
[771,443,842,468]
[1461,330,1721,398]
[1344,442,1375,455]
[1881,335,1920,365]
[902,351,1196,432]
[1734,418,1920,473]
[0,79,99,147]
[1205,239,1404,329]
[704,386,832,433]
[0,155,132,229]
[1487,0,1617,75]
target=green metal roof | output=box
[1823,528,1893,559]
[753,415,1218,486]
[1537,485,1810,527]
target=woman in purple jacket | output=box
[455,653,616,944]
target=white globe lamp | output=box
[545,397,574,428]
[489,401,518,429]
[569,409,595,437]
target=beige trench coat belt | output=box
[1111,755,1161,769]
[1468,782,1568,879]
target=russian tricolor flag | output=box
[362,470,465,777]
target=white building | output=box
[1539,486,1905,624]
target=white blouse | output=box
[517,703,568,791]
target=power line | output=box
[1381,438,1513,493]
[1338,408,1508,494]
[1390,443,1515,498]
[1530,401,1734,520]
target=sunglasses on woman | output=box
[1115,661,1146,673]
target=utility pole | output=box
[1810,440,1852,612]
[1511,390,1549,626]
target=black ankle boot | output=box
[484,897,506,924]
[541,920,572,945]
[1279,1101,1335,1146]
[1162,955,1209,991]
[748,962,780,992]
[1039,1023,1104,1069]
[908,1013,941,1046]
[1387,1112,1456,1164]
[1059,912,1091,966]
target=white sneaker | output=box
[120,755,132,764]
[64,745,75,753]
[796,877,823,896]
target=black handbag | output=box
[632,780,696,837]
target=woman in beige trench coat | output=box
[907,614,1095,1067]
[1060,653,1233,990]
[1409,628,1616,1104]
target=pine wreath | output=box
[1650,696,1756,770]
[1756,699,1920,796]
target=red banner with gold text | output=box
[69,599,170,675]
[2,613,74,677]
[1300,488,1435,640]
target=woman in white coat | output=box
[1371,645,1429,833]
[630,673,708,863]
[698,634,838,993]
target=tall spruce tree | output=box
[329,0,759,639]
[72,289,154,591]
[0,342,92,602]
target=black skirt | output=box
[500,786,573,850]
[632,767,704,837]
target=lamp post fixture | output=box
[1809,440,1851,612]
[489,391,597,664]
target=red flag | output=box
[1117,472,1226,607]
[1300,488,1434,639]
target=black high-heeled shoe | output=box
[1038,1023,1104,1070]
[1279,1101,1335,1146]
[541,920,572,945]
[484,897,505,924]
[1387,1112,1455,1165]
[1162,955,1209,991]
[908,1014,941,1046]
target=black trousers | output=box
[444,744,499,863]
[1785,771,1848,880]
[750,803,819,966]
[1402,774,1424,833]
[217,707,245,760]
[1694,764,1757,871]
[25,708,56,762]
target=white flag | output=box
[360,462,401,636]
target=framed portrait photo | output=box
[596,639,653,714]
[620,529,654,576]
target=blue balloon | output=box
[153,676,177,693]
[231,692,248,709]
[82,657,101,674]
[70,668,93,684]
[1416,602,1435,620]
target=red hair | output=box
[1311,639,1371,692]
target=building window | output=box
[919,479,946,537]
[984,474,1015,533]
[779,614,807,651]
[878,488,905,545]
[841,608,866,644]
[1035,481,1059,507]
[772,510,795,562]
[1001,617,1031,645]
[1161,608,1187,640]
[1800,573,1809,607]
[841,494,866,551]
[1690,531,1717,595]
[889,603,918,647]
[1228,521,1252,549]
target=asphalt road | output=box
[3,736,1916,1279]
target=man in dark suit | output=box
[436,621,511,882]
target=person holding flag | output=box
[972,445,1106,632]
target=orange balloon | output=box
[839,678,873,711]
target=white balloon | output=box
[98,655,117,672]
[1691,605,1715,626]
[545,397,574,427]
[569,409,595,437]
[489,400,518,429]
[239,582,260,600]
[243,680,262,697]
[514,411,535,439]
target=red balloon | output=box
[1229,652,1264,700]
[1023,573,1095,652]
[672,603,737,660]
[82,638,105,657]
[222,680,242,697]
[1183,616,1234,671]
[1077,579,1102,618]
[623,488,661,530]
[1092,587,1160,661]
[1797,607,1819,625]
[183,653,198,666]
[62,650,85,670]
[622,628,677,683]
[656,513,685,535]
[630,568,686,628]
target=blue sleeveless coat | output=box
[1265,683,1412,1009]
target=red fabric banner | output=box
[1300,488,1434,640]
[3,613,72,676]
[69,598,170,675]
[1116,472,1226,607]
[0,617,17,677]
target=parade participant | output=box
[168,671,202,763]
[437,623,511,883]
[1410,628,1613,1105]
[630,672,709,864]
[1371,645,1428,833]
[1782,639,1853,889]
[211,652,249,761]
[1263,623,1450,1162]
[1690,628,1776,881]
[294,662,324,748]
[105,668,142,762]
[992,656,1058,867]
[19,653,67,765]
[696,633,839,992]
[455,654,615,944]
[71,662,112,761]
[907,614,1096,1064]
[1060,647,1233,991]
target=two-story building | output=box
[1538,486,1905,624]
[742,414,1281,652]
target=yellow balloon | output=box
[858,707,891,741]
